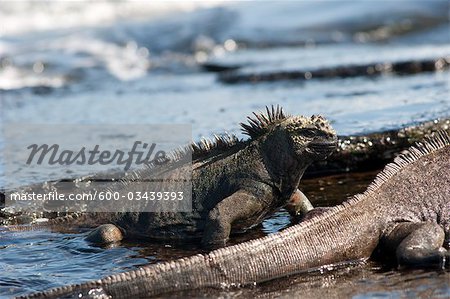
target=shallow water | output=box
[0,1,449,298]
[2,172,449,298]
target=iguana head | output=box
[282,114,337,160]
[241,106,337,163]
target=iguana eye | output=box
[299,129,316,138]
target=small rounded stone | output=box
[86,224,124,244]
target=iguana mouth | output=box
[309,141,337,150]
[308,141,337,155]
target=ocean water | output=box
[0,1,449,297]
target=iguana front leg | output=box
[382,222,449,269]
[202,190,264,247]
[285,189,331,222]
[285,189,314,217]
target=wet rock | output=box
[219,57,450,84]
[201,62,241,72]
[305,118,450,178]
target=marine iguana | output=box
[3,117,447,226]
[19,130,450,299]
[4,106,337,247]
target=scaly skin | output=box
[4,106,337,247]
[19,130,450,299]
